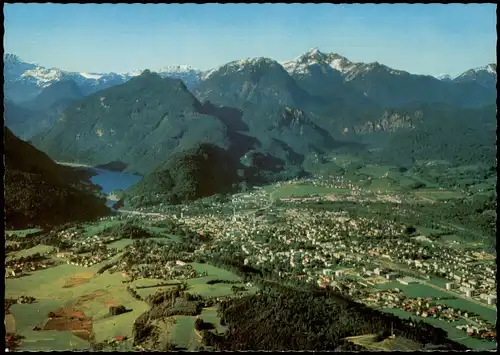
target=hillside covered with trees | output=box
[202,287,467,351]
[4,127,109,229]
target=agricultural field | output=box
[16,330,90,351]
[5,257,149,349]
[169,316,199,350]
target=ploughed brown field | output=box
[43,308,93,341]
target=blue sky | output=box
[4,4,497,76]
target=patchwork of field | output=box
[5,244,255,351]
[5,257,146,347]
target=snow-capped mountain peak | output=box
[281,48,357,76]
[154,64,200,74]
[476,63,497,74]
[79,72,104,80]
[3,53,204,103]
[202,57,280,80]
[21,67,65,85]
[309,47,320,56]
[453,64,497,88]
[436,73,454,81]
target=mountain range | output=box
[3,53,202,104]
[4,49,497,204]
[4,50,495,106]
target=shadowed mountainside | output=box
[4,127,109,229]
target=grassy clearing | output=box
[16,330,90,351]
[189,263,241,281]
[92,300,148,343]
[5,264,88,299]
[10,300,67,334]
[135,285,177,300]
[169,316,198,350]
[199,307,228,334]
[107,238,135,251]
[83,220,123,237]
[187,282,237,298]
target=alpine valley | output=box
[3,47,498,352]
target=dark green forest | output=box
[4,127,109,229]
[202,287,467,351]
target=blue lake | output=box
[88,168,143,208]
[89,168,143,194]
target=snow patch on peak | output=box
[328,57,356,74]
[486,64,497,74]
[155,64,201,74]
[127,70,143,77]
[79,72,103,80]
[309,47,321,56]
[282,49,356,76]
[202,57,279,80]
[21,67,65,86]
[201,68,218,81]
[436,73,454,81]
